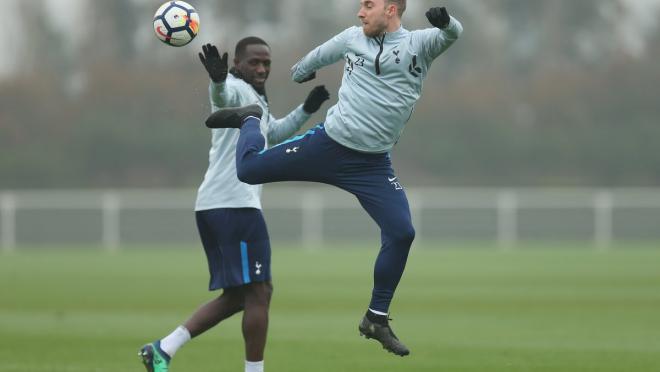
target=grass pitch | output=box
[1,244,659,371]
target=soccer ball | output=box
[153,1,200,47]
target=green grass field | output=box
[1,244,659,372]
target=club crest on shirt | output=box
[393,50,401,64]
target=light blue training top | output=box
[291,17,463,153]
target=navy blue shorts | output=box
[195,208,271,290]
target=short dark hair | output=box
[387,0,406,17]
[235,36,269,60]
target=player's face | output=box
[235,44,271,92]
[358,0,390,37]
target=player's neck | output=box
[386,19,401,33]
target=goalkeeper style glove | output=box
[199,43,229,83]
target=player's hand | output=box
[426,7,451,29]
[303,85,330,114]
[199,43,228,83]
[298,71,317,84]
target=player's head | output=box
[233,36,271,95]
[358,0,405,37]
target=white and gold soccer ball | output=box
[153,1,200,47]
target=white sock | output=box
[159,326,191,357]
[369,308,388,316]
[245,360,264,372]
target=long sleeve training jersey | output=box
[291,17,462,153]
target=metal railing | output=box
[1,187,659,251]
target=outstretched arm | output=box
[416,7,463,63]
[291,27,356,83]
[267,86,330,145]
[266,106,310,146]
[199,43,241,109]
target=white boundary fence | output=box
[1,187,660,251]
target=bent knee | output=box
[244,281,273,305]
[221,287,246,309]
[236,164,261,185]
[385,224,416,246]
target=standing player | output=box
[205,2,462,357]
[139,37,330,372]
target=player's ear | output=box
[386,4,396,17]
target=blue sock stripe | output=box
[240,241,251,284]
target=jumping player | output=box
[205,2,462,357]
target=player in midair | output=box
[205,1,462,357]
[139,37,330,372]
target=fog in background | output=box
[2,0,660,189]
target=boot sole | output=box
[359,327,410,356]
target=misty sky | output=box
[1,0,660,80]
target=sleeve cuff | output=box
[211,80,226,89]
[443,16,463,36]
[297,104,312,118]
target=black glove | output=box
[426,7,451,29]
[199,43,228,83]
[303,85,330,114]
[298,71,317,84]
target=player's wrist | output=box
[441,16,456,30]
[302,103,316,114]
[301,108,312,116]
[210,79,226,90]
[210,72,227,84]
[297,71,317,84]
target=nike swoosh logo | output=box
[388,177,397,182]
